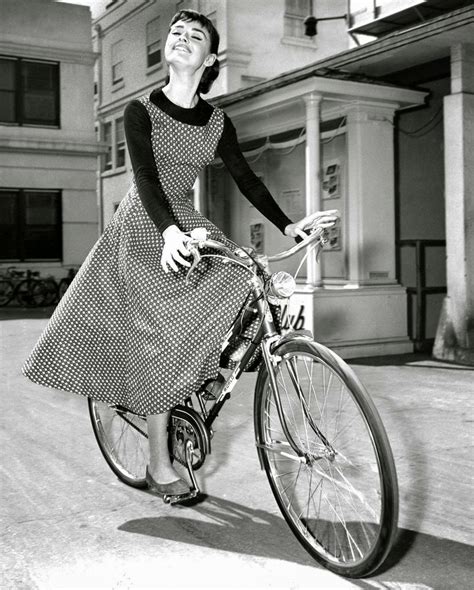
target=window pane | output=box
[0,59,17,123]
[285,0,310,16]
[112,61,123,83]
[116,117,124,142]
[0,59,16,90]
[284,14,305,37]
[22,61,58,125]
[146,17,160,45]
[0,191,19,259]
[103,122,113,170]
[116,117,126,167]
[0,91,16,123]
[147,49,161,68]
[23,191,62,259]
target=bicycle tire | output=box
[15,279,48,307]
[42,278,59,306]
[58,278,70,300]
[88,398,148,488]
[254,338,398,578]
[0,279,14,306]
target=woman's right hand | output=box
[161,225,191,273]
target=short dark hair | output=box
[168,9,220,95]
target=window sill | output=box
[101,166,127,178]
[111,80,125,93]
[146,62,163,76]
[281,36,317,48]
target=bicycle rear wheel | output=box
[0,279,14,306]
[88,399,149,488]
[254,339,398,578]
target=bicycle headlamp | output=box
[269,271,296,299]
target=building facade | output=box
[0,0,101,279]
[93,0,350,228]
[94,0,473,359]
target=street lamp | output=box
[304,13,347,37]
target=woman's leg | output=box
[146,411,185,485]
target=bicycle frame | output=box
[183,228,330,461]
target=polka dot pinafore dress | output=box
[22,94,251,415]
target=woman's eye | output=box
[191,36,202,41]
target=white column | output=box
[434,43,474,360]
[345,103,398,286]
[304,93,322,286]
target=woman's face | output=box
[165,19,216,73]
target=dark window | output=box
[0,56,59,126]
[0,189,62,261]
[103,121,113,171]
[116,117,126,168]
[146,18,161,68]
[111,41,124,85]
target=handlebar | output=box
[183,223,330,283]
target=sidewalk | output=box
[1,311,473,589]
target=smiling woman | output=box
[23,8,338,505]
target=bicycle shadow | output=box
[118,494,318,568]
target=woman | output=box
[23,9,337,501]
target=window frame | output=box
[102,121,113,172]
[111,40,124,86]
[0,188,62,262]
[0,55,60,127]
[146,17,162,69]
[115,116,126,169]
[283,0,313,40]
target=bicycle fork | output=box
[259,338,336,465]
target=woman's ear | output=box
[204,53,217,67]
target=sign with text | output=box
[280,291,314,334]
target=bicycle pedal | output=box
[164,489,199,505]
[202,391,216,401]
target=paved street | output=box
[1,311,473,589]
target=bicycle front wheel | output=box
[254,339,398,578]
[15,279,48,307]
[88,399,149,488]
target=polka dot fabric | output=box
[22,95,251,415]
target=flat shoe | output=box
[145,468,190,497]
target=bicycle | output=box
[0,267,49,307]
[58,268,77,300]
[88,220,399,578]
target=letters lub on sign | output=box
[280,294,313,331]
[281,304,306,330]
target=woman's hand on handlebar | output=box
[284,210,340,240]
[161,225,191,273]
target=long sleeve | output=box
[216,114,293,234]
[123,100,175,233]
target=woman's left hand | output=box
[284,210,340,240]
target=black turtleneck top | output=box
[123,88,293,235]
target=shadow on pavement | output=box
[118,494,318,569]
[119,495,473,589]
[0,306,55,321]
[356,528,473,590]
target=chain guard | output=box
[168,405,210,471]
